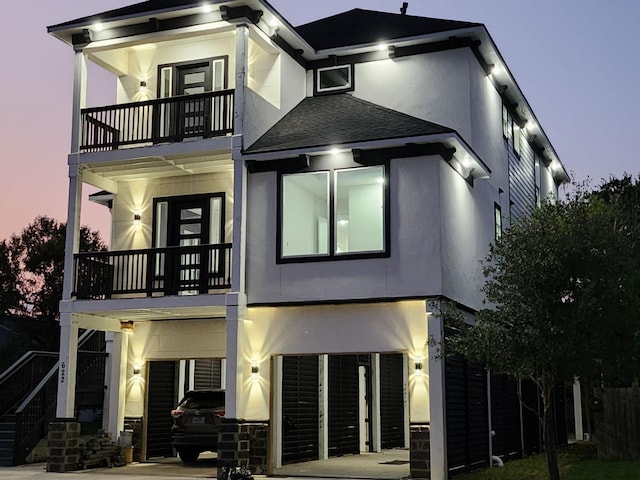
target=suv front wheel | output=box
[177,448,200,463]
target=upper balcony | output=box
[81,90,234,152]
[73,243,232,300]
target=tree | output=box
[446,195,638,480]
[0,216,107,351]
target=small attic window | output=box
[316,65,353,94]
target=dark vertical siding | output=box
[508,132,536,221]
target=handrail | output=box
[0,351,56,384]
[80,89,234,152]
[73,243,232,299]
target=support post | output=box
[56,315,79,419]
[428,311,446,480]
[103,331,128,442]
[573,379,584,441]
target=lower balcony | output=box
[80,90,234,152]
[72,244,232,300]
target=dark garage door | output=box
[379,353,405,449]
[282,356,320,464]
[328,355,359,457]
[146,361,177,459]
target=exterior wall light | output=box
[251,361,259,378]
[414,358,423,375]
[133,212,142,226]
[120,321,135,334]
[133,364,142,377]
[139,81,147,93]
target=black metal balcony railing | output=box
[80,89,235,152]
[73,244,232,300]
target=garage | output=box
[277,352,408,474]
[145,358,224,460]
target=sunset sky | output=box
[1,0,638,242]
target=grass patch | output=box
[457,443,640,480]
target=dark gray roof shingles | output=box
[245,94,453,154]
[295,8,481,51]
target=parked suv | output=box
[170,389,225,463]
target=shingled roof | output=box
[295,8,481,51]
[245,94,454,154]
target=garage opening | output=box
[145,358,225,460]
[276,353,408,477]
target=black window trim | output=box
[276,156,390,264]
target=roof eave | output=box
[242,131,490,180]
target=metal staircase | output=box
[0,330,106,466]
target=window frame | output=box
[314,64,354,95]
[277,157,390,264]
[494,203,502,241]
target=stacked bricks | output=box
[410,424,431,479]
[79,430,125,469]
[217,420,270,478]
[47,420,80,473]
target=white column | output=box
[318,355,329,460]
[224,299,245,419]
[573,379,584,441]
[428,312,447,480]
[56,315,79,418]
[71,50,87,153]
[103,331,128,442]
[61,165,83,302]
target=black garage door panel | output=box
[328,355,359,457]
[379,353,405,449]
[282,356,320,464]
[146,361,177,459]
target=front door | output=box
[167,197,210,295]
[176,62,212,137]
[157,57,228,140]
[153,194,225,296]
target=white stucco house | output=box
[48,1,569,478]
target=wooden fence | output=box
[597,387,640,460]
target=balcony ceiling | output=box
[84,151,233,182]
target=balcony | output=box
[80,90,235,152]
[72,244,232,300]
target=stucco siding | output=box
[245,155,444,305]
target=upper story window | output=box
[315,65,353,94]
[279,162,388,262]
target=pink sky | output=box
[1,0,638,242]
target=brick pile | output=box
[79,430,126,469]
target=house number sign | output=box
[60,362,66,384]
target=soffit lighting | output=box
[92,23,104,32]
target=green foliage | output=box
[0,216,106,351]
[445,177,640,480]
[458,443,640,480]
[448,196,638,386]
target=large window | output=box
[280,165,387,261]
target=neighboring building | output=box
[48,1,568,478]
